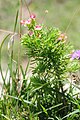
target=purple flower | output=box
[71,50,80,60]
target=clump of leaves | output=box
[21,14,80,119]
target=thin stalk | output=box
[69,72,73,112]
[15,0,22,113]
[40,10,48,24]
[24,0,31,15]
[0,34,10,81]
[65,7,80,33]
[0,29,18,34]
[9,9,19,95]
[17,0,22,80]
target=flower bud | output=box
[30,14,36,19]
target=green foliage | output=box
[21,15,80,119]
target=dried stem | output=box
[65,7,80,33]
[0,29,17,35]
[17,0,22,80]
[24,0,31,15]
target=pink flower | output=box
[30,14,36,19]
[58,33,67,41]
[20,20,26,25]
[28,31,34,36]
[20,19,31,26]
[25,19,31,25]
[35,25,42,30]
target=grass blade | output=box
[62,109,80,119]
[0,34,10,81]
[1,114,11,120]
[14,10,19,32]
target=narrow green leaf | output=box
[1,114,11,120]
[55,116,62,120]
[62,109,80,119]
[0,34,10,81]
[25,58,30,75]
[0,34,10,49]
[14,10,19,32]
[41,104,48,115]
[20,65,25,78]
[32,82,48,93]
[48,117,54,120]
[4,94,36,107]
[34,103,63,116]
